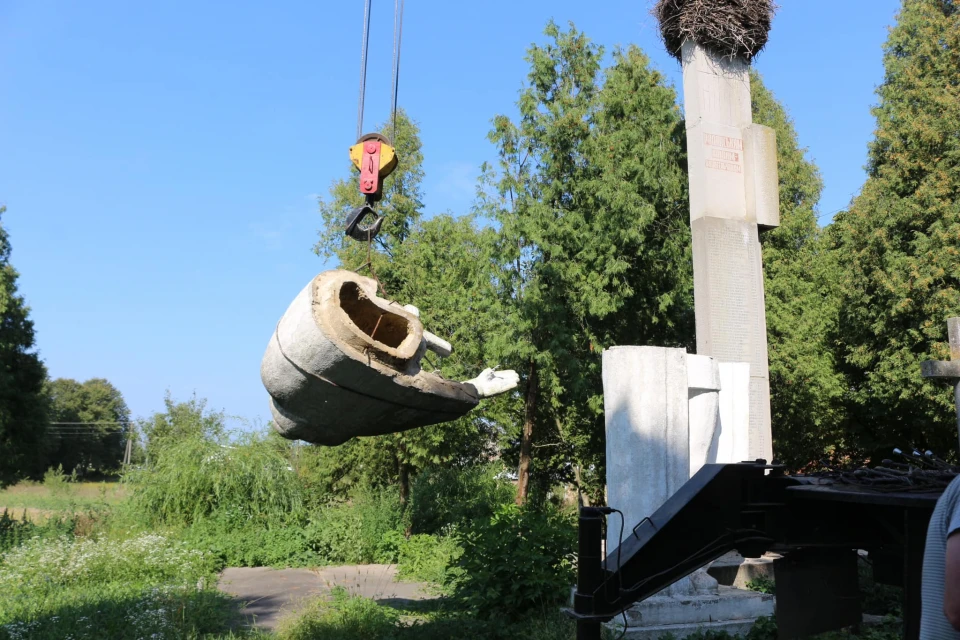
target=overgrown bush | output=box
[408,463,514,535]
[182,516,320,569]
[397,533,463,587]
[125,431,303,528]
[0,509,76,553]
[449,503,576,620]
[276,587,577,640]
[305,486,404,565]
[277,587,399,640]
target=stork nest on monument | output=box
[654,0,777,62]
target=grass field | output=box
[0,480,129,516]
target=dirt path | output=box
[218,564,435,630]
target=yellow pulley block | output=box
[350,133,398,199]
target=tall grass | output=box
[275,587,577,640]
[0,533,234,640]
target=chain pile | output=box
[815,449,959,494]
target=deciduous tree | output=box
[45,377,131,475]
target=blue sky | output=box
[0,0,902,427]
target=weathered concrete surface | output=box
[717,362,751,464]
[605,587,775,640]
[708,551,777,588]
[691,209,772,464]
[687,354,721,477]
[261,270,479,445]
[602,346,774,632]
[683,38,778,466]
[218,564,434,630]
[603,346,689,570]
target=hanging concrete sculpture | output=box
[261,270,519,445]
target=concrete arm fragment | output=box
[463,368,520,398]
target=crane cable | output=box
[389,0,405,137]
[357,0,405,140]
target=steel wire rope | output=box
[357,0,373,140]
[389,0,405,137]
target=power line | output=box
[49,421,134,425]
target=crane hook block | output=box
[350,133,398,200]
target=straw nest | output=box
[654,0,777,62]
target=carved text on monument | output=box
[704,133,744,174]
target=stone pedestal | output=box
[607,586,776,640]
[602,346,774,636]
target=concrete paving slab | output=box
[218,564,434,630]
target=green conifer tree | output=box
[828,0,960,459]
[481,26,694,503]
[0,206,48,486]
[750,71,846,469]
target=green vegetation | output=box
[750,70,846,470]
[826,0,960,462]
[4,3,952,637]
[0,205,49,488]
[44,378,132,476]
[0,533,238,640]
[0,474,128,513]
[275,587,576,640]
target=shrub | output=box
[408,464,514,535]
[449,503,577,620]
[746,576,775,594]
[125,430,303,528]
[397,533,463,587]
[275,588,576,640]
[305,486,404,565]
[277,586,398,640]
[0,509,76,553]
[182,516,321,569]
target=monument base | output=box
[707,551,778,588]
[604,587,775,640]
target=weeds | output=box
[275,587,576,640]
[0,533,235,640]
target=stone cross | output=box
[681,41,780,463]
[920,317,960,452]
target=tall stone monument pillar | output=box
[682,41,779,463]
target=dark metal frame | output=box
[570,462,937,640]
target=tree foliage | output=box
[480,23,692,502]
[749,71,845,469]
[827,0,960,460]
[313,111,511,504]
[140,393,226,462]
[0,206,48,486]
[44,377,131,475]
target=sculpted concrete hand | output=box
[464,368,520,398]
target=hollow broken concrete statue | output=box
[261,270,519,445]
